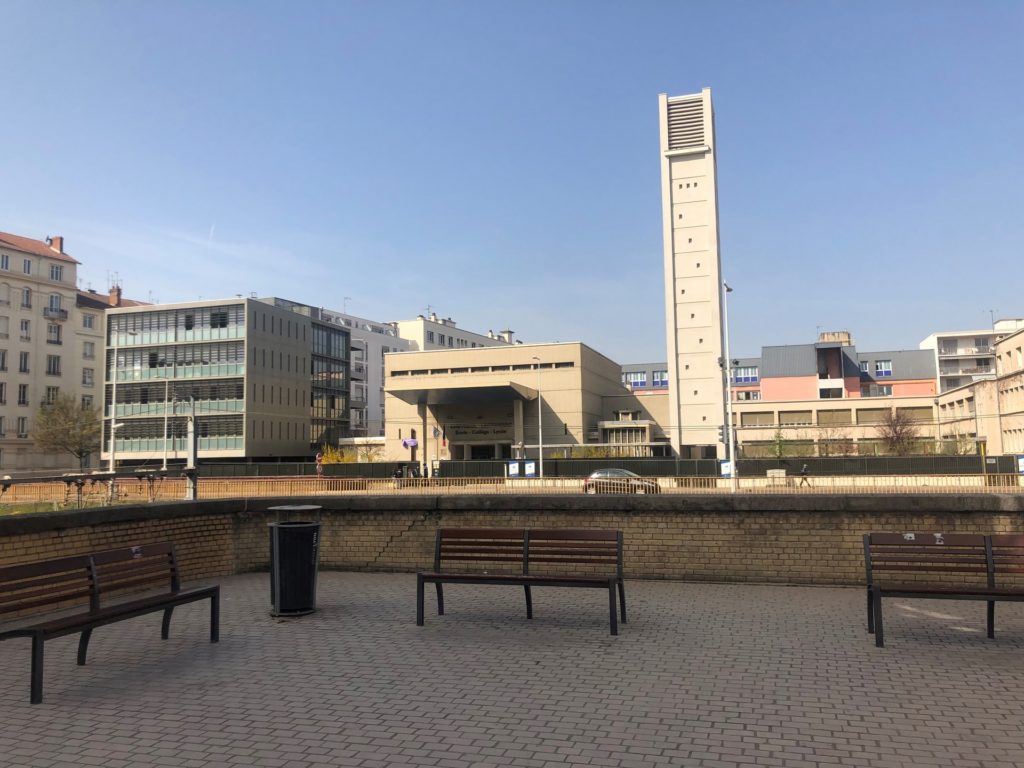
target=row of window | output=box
[0,255,65,281]
[0,383,30,406]
[859,359,893,377]
[425,330,482,349]
[391,361,576,377]
[0,415,29,438]
[622,370,670,388]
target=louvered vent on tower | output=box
[666,96,704,150]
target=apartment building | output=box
[920,319,1024,393]
[391,312,514,352]
[659,88,726,458]
[937,327,1024,457]
[623,331,939,457]
[101,298,322,466]
[321,310,409,437]
[0,232,109,472]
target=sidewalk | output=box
[2,572,1023,767]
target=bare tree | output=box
[33,394,102,469]
[817,425,852,456]
[875,409,921,456]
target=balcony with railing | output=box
[112,399,245,418]
[115,363,245,382]
[42,307,68,321]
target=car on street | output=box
[582,468,661,494]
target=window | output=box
[859,360,869,373]
[210,310,228,328]
[44,386,59,405]
[732,366,759,383]
[18,383,29,405]
[624,371,647,388]
[0,416,4,436]
[48,294,62,311]
[21,287,31,308]
[19,351,29,373]
[83,341,95,359]
[23,259,31,275]
[448,337,454,347]
[0,316,6,337]
[82,368,94,386]
[426,331,435,343]
[875,360,893,377]
[652,370,669,387]
[81,395,93,409]
[736,390,761,401]
[975,337,990,352]
[0,349,5,371]
[860,384,892,397]
[0,382,5,404]
[438,334,445,345]
[46,354,61,376]
[19,319,29,340]
[49,264,64,281]
[0,253,8,270]
[82,314,95,329]
[16,416,28,437]
[46,323,61,344]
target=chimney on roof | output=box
[488,330,494,339]
[500,329,514,343]
[48,236,64,254]
[109,285,122,307]
[429,312,438,322]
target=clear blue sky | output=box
[3,1,1022,362]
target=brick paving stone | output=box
[2,573,1024,767]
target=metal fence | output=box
[2,473,1022,510]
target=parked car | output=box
[582,468,661,494]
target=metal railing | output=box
[2,474,1022,510]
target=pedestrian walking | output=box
[315,451,324,478]
[798,463,810,487]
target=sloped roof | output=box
[0,231,79,264]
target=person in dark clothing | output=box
[798,463,810,487]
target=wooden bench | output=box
[416,528,625,634]
[0,543,219,704]
[864,532,1024,647]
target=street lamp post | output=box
[532,356,544,480]
[723,282,738,492]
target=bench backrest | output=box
[526,529,622,577]
[863,532,990,587]
[91,543,181,601]
[990,534,1024,587]
[0,554,97,620]
[434,529,526,572]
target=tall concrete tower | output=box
[659,88,726,459]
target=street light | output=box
[722,282,738,491]
[532,355,544,479]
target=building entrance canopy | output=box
[388,382,537,406]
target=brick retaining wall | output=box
[2,495,1022,585]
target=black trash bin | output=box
[268,506,322,616]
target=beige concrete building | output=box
[659,88,726,459]
[383,343,659,468]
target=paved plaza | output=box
[2,572,1024,768]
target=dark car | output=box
[582,468,661,495]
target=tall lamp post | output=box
[532,356,544,479]
[723,282,738,491]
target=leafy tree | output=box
[33,393,102,469]
[875,409,921,456]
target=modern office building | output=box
[101,298,320,466]
[659,88,726,459]
[919,319,1024,393]
[0,232,130,472]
